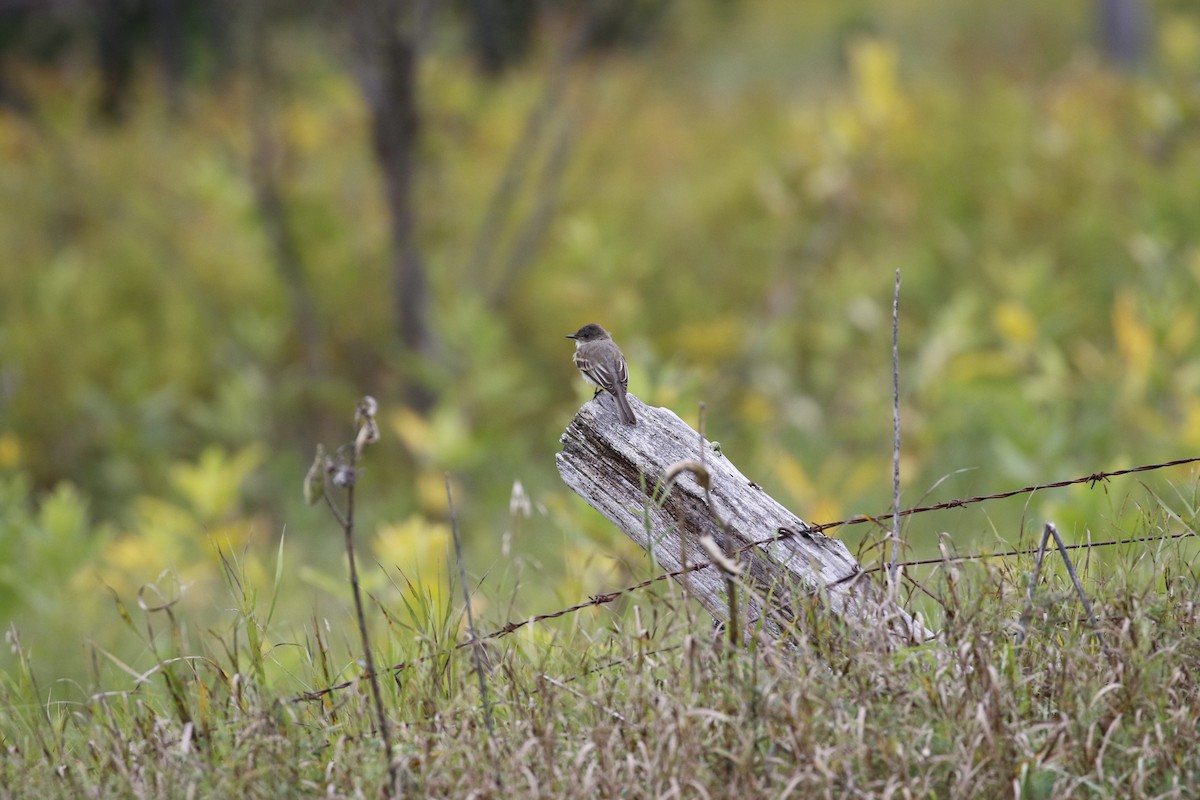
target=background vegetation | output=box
[1,0,1200,793]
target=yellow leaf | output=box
[850,37,901,125]
[825,108,863,157]
[284,103,330,153]
[1161,13,1200,73]
[560,544,618,601]
[417,470,452,516]
[947,349,1020,381]
[1112,290,1153,375]
[737,390,775,426]
[390,407,433,458]
[807,497,844,532]
[169,444,265,521]
[770,451,813,503]
[671,317,744,364]
[0,431,20,468]
[203,518,260,560]
[993,302,1037,348]
[1182,399,1200,450]
[1165,311,1195,356]
[196,677,210,733]
[372,514,450,604]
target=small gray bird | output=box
[566,323,636,425]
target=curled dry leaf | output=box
[303,444,328,506]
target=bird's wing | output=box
[574,351,619,392]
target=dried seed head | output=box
[331,463,359,489]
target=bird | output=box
[566,323,637,425]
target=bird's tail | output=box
[614,389,637,425]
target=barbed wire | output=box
[743,455,1200,561]
[778,454,1200,537]
[294,455,1199,703]
[858,531,1195,575]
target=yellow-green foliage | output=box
[1,2,1200,680]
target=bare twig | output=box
[889,268,902,594]
[319,398,400,797]
[344,0,435,410]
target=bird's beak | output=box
[565,334,576,339]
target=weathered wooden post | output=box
[556,393,932,644]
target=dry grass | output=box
[3,506,1199,799]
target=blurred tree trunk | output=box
[95,0,135,122]
[150,0,185,114]
[345,0,435,410]
[463,0,536,76]
[1096,0,1149,68]
[246,3,326,381]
